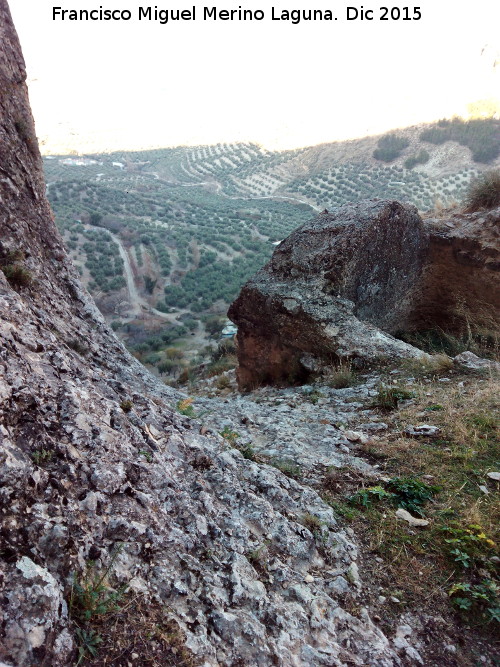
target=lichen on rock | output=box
[0,2,400,664]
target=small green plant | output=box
[348,477,439,515]
[404,149,430,170]
[75,628,102,666]
[449,580,499,623]
[385,477,440,515]
[1,263,33,287]
[31,448,53,465]
[219,425,239,445]
[70,560,127,623]
[306,389,324,404]
[120,399,133,413]
[176,398,196,417]
[348,485,394,508]
[270,458,302,480]
[138,449,152,462]
[237,442,257,461]
[373,133,410,162]
[441,523,496,568]
[373,384,414,410]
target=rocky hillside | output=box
[0,2,498,665]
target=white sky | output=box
[7,0,500,153]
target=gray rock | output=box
[404,424,441,437]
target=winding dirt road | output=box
[83,224,182,324]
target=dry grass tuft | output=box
[326,361,357,389]
[402,353,453,377]
[464,169,500,212]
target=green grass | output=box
[372,384,415,410]
[338,373,500,629]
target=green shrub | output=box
[385,477,440,515]
[176,398,196,417]
[420,117,500,164]
[158,359,177,375]
[236,442,256,461]
[31,448,53,465]
[349,485,394,507]
[75,628,102,665]
[404,149,430,169]
[2,263,32,287]
[348,477,439,515]
[70,560,127,624]
[219,425,239,444]
[449,580,499,623]
[166,347,184,360]
[373,134,410,162]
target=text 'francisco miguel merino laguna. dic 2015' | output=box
[52,6,423,24]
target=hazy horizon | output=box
[8,0,500,154]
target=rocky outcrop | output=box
[0,2,402,665]
[229,201,500,390]
[229,200,428,390]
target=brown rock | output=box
[229,200,428,389]
[413,207,500,334]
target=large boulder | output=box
[229,200,428,390]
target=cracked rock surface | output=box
[0,2,401,664]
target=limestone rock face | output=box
[229,200,427,390]
[0,2,400,665]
